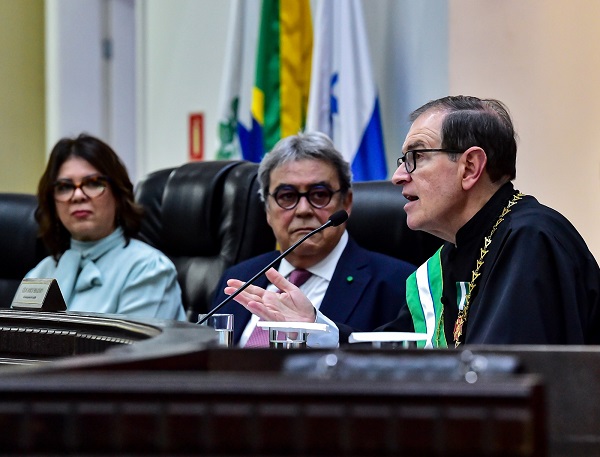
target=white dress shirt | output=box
[238,231,347,347]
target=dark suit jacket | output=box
[213,237,416,344]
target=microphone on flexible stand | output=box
[198,209,349,325]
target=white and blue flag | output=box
[306,0,387,181]
[215,0,261,161]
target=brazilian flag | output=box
[249,0,313,162]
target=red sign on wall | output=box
[189,113,204,161]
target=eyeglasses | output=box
[53,175,110,202]
[269,185,341,210]
[397,149,462,174]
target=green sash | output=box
[406,247,447,348]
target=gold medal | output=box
[453,316,464,342]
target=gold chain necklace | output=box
[453,192,524,348]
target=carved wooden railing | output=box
[1,309,598,456]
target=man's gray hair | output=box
[257,131,352,203]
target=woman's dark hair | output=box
[410,95,517,182]
[36,133,143,259]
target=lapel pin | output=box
[346,276,354,283]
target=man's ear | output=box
[461,147,487,190]
[343,188,353,217]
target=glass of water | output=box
[197,313,234,347]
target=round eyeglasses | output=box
[269,185,341,210]
[53,175,110,202]
[397,149,462,174]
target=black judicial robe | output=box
[380,182,600,345]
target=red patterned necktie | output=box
[244,269,313,348]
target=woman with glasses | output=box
[26,134,186,321]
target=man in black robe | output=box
[223,95,600,347]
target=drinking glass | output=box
[197,313,234,347]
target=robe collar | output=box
[455,182,515,249]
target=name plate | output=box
[11,278,67,311]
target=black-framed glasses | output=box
[397,149,462,174]
[53,175,110,202]
[269,185,341,210]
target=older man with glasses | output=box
[212,131,417,347]
[224,96,600,348]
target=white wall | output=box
[137,0,448,178]
[45,0,105,146]
[46,0,447,181]
[45,0,136,177]
[364,0,449,174]
[449,0,600,259]
[47,0,600,260]
[137,0,232,177]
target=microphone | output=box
[199,209,349,324]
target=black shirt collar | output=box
[455,182,516,248]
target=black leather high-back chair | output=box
[133,166,175,254]
[348,181,443,267]
[135,161,275,321]
[0,194,48,307]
